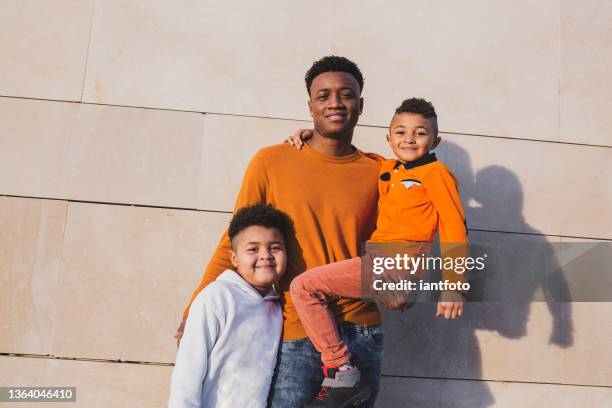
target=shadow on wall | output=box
[376,141,574,408]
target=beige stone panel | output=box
[0,0,93,101]
[560,1,612,146]
[0,356,171,407]
[197,114,394,212]
[473,302,565,383]
[52,202,230,362]
[440,378,612,408]
[0,98,76,198]
[198,115,309,212]
[378,376,611,408]
[443,134,612,239]
[562,302,612,386]
[83,0,334,116]
[0,197,67,355]
[0,97,204,208]
[333,0,560,141]
[61,103,204,208]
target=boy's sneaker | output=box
[305,365,371,408]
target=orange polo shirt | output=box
[182,143,381,341]
[370,153,468,282]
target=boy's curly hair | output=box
[395,98,438,135]
[228,204,294,247]
[305,55,364,95]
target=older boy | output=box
[288,98,467,407]
[168,204,292,407]
[176,56,384,408]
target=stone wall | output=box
[1,1,610,406]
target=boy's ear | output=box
[359,97,364,115]
[431,136,442,150]
[308,99,313,117]
[230,251,238,268]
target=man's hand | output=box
[435,291,464,319]
[285,129,313,149]
[174,319,186,347]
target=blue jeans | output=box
[267,323,384,408]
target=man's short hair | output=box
[228,204,294,246]
[395,98,438,135]
[305,55,364,95]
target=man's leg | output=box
[267,338,323,408]
[267,328,384,408]
[340,323,384,408]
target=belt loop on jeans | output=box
[363,326,370,336]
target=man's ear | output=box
[230,250,238,268]
[431,136,442,150]
[359,97,364,114]
[308,99,313,117]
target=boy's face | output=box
[387,112,440,163]
[308,71,363,139]
[231,226,287,295]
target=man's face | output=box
[387,113,440,162]
[308,71,363,139]
[231,226,287,294]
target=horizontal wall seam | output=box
[0,194,231,215]
[1,194,610,242]
[466,227,612,241]
[1,95,610,149]
[2,354,610,389]
[0,352,172,367]
[380,373,612,389]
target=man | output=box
[176,56,383,407]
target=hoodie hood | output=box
[217,269,279,301]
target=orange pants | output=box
[289,241,432,366]
[289,257,363,366]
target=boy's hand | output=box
[436,291,464,319]
[174,319,186,347]
[285,129,313,149]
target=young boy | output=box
[168,204,293,408]
[287,98,468,407]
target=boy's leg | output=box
[289,257,363,367]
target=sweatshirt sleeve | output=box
[423,165,469,286]
[181,149,269,320]
[169,290,222,408]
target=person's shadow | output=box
[375,141,574,408]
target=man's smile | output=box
[326,112,348,122]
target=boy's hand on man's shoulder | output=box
[436,290,464,319]
[285,128,313,149]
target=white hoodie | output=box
[168,270,283,408]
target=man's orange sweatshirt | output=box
[182,142,382,341]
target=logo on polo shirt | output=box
[401,179,421,189]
